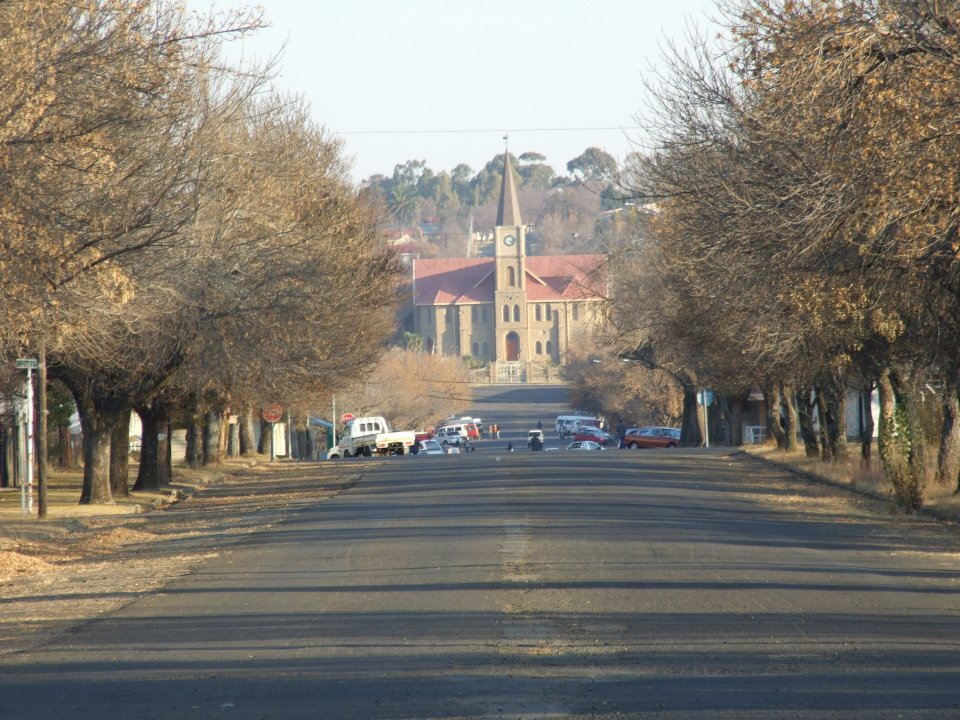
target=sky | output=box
[187,1,720,183]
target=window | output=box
[471,306,478,322]
[445,306,455,324]
[572,303,579,321]
[481,306,488,322]
[472,342,479,356]
[503,305,510,322]
[513,305,521,322]
[482,342,489,358]
[535,341,542,354]
[546,340,553,355]
[508,266,516,287]
[545,304,552,320]
[535,305,542,322]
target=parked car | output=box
[567,440,603,451]
[624,426,681,449]
[416,439,445,455]
[435,426,464,446]
[574,426,613,446]
[527,429,545,449]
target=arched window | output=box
[546,340,553,355]
[472,342,479,356]
[535,305,542,322]
[481,342,489,358]
[535,341,542,355]
[513,305,521,322]
[508,266,516,287]
[503,305,510,322]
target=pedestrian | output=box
[506,441,513,452]
[616,418,627,449]
[537,419,542,430]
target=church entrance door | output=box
[505,332,520,361]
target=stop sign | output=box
[341,413,355,424]
[261,403,283,423]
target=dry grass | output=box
[742,442,960,521]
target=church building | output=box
[412,149,606,382]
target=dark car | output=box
[574,426,613,446]
[624,426,681,449]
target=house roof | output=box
[413,254,606,306]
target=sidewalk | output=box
[739,444,960,524]
[0,463,237,551]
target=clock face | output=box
[503,234,516,246]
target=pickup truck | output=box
[326,416,416,458]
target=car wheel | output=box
[628,442,638,449]
[667,442,677,448]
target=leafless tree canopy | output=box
[603,0,960,505]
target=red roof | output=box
[414,255,605,305]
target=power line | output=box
[335,126,642,136]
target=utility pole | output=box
[37,339,47,519]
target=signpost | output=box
[261,404,283,461]
[261,404,283,424]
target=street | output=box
[1,386,958,718]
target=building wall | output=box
[414,296,601,366]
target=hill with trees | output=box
[359,148,638,258]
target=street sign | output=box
[697,389,714,406]
[261,403,283,423]
[341,413,355,424]
[15,358,38,370]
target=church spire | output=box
[495,141,522,228]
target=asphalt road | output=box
[2,386,959,718]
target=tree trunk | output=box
[825,381,848,463]
[110,407,131,498]
[133,404,164,492]
[729,395,744,446]
[160,417,172,486]
[782,384,799,453]
[202,410,223,465]
[227,421,240,457]
[858,386,875,468]
[79,409,115,505]
[59,425,74,468]
[239,408,256,456]
[765,384,786,449]
[879,367,925,511]
[185,417,202,467]
[935,379,960,491]
[257,418,272,454]
[797,388,820,457]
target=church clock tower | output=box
[493,147,527,363]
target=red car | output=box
[575,426,613,446]
[624,427,681,448]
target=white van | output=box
[555,415,600,437]
[435,425,466,445]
